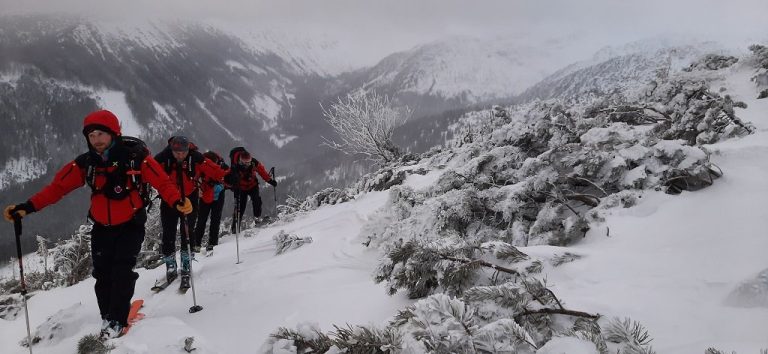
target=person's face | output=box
[240,157,252,165]
[87,130,113,153]
[173,150,189,161]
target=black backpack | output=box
[160,148,204,181]
[229,147,247,168]
[76,136,153,208]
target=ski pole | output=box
[178,167,203,313]
[13,217,34,354]
[269,167,277,217]
[234,187,242,264]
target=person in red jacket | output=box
[194,151,229,253]
[3,110,191,339]
[229,149,277,233]
[154,137,226,278]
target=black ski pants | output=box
[233,187,262,221]
[160,191,198,256]
[194,192,226,247]
[91,210,146,326]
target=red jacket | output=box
[155,148,227,197]
[29,154,181,226]
[234,160,272,191]
[200,163,229,204]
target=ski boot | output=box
[164,255,178,283]
[100,320,125,339]
[179,251,192,291]
[181,251,192,272]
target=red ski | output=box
[121,299,145,336]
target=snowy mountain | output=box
[1,40,767,353]
[344,35,591,115]
[517,38,735,102]
[0,16,354,248]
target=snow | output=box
[543,61,768,353]
[195,98,241,141]
[268,133,297,149]
[536,337,598,354]
[0,156,48,190]
[94,90,144,138]
[0,190,411,354]
[365,35,597,102]
[0,70,22,88]
[252,93,283,126]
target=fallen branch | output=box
[514,307,600,322]
[440,255,520,276]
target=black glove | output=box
[3,202,35,222]
[224,172,239,186]
[267,179,277,187]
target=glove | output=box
[213,184,224,200]
[224,172,239,186]
[175,198,193,215]
[267,179,277,187]
[3,202,35,222]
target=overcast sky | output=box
[3,0,767,65]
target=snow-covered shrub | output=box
[359,168,407,192]
[51,224,92,286]
[278,188,354,221]
[273,230,313,255]
[748,44,768,96]
[262,290,652,354]
[683,54,738,71]
[0,294,22,320]
[77,334,113,354]
[262,322,400,354]
[724,268,768,308]
[138,197,165,268]
[603,318,656,354]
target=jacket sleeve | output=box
[141,156,182,206]
[255,162,272,182]
[28,161,86,211]
[199,158,227,182]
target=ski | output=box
[96,299,144,341]
[121,299,145,336]
[151,273,178,292]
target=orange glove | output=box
[3,202,34,222]
[175,198,193,215]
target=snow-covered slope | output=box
[546,62,768,352]
[0,188,427,353]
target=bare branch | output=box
[321,91,412,163]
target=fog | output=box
[2,0,767,65]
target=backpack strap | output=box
[75,152,96,192]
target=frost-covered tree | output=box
[36,235,50,277]
[52,225,93,286]
[748,44,768,98]
[322,91,412,163]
